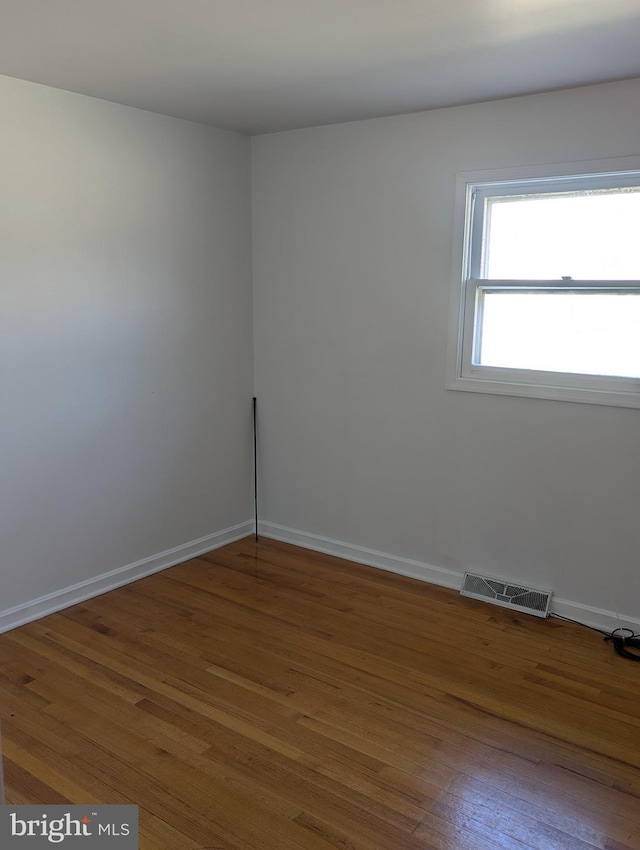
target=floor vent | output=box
[460,572,551,618]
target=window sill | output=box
[447,374,640,409]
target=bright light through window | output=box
[450,162,640,407]
[485,190,640,280]
[479,290,640,378]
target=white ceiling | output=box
[1,0,640,134]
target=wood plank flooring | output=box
[1,536,639,849]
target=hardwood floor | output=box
[1,537,639,849]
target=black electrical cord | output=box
[604,630,640,662]
[551,612,608,635]
[253,397,258,541]
[550,613,640,662]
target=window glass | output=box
[478,289,640,378]
[484,189,640,280]
[449,162,640,406]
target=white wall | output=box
[1,75,253,618]
[252,78,640,625]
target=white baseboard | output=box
[4,517,637,638]
[550,597,640,633]
[0,520,253,635]
[259,521,462,589]
[260,521,640,634]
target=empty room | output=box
[1,1,640,848]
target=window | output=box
[447,160,640,408]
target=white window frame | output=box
[446,158,640,409]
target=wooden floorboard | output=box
[1,536,639,849]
